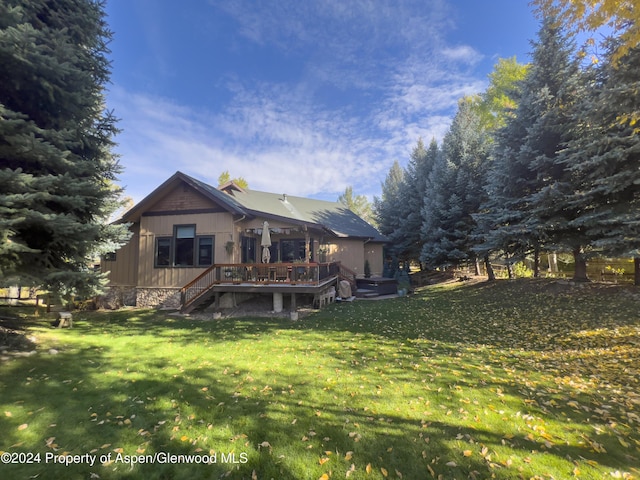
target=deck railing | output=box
[180,262,341,310]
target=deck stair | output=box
[355,288,379,298]
[337,263,358,292]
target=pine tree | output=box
[0,0,130,300]
[561,38,640,284]
[523,18,587,280]
[373,161,404,255]
[396,138,438,267]
[421,99,489,270]
[479,18,583,279]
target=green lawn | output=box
[1,279,639,480]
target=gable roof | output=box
[120,171,247,222]
[121,171,386,242]
[223,187,385,241]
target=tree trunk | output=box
[506,262,514,279]
[548,252,558,273]
[484,255,496,281]
[635,257,640,286]
[572,246,590,282]
[533,245,540,278]
[474,256,481,276]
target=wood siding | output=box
[146,184,223,213]
[104,179,386,291]
[101,223,139,286]
[138,212,235,287]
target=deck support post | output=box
[273,292,283,313]
[290,293,297,311]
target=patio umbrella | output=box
[261,221,271,263]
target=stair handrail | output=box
[336,262,357,290]
[180,264,220,310]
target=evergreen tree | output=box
[396,138,438,267]
[478,18,583,278]
[523,18,587,280]
[0,0,130,300]
[421,99,490,270]
[373,160,404,254]
[561,38,640,284]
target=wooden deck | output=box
[179,261,353,313]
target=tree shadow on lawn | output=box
[2,288,638,478]
[0,346,630,480]
[298,280,640,354]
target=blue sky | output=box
[104,0,540,205]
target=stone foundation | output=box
[99,286,137,309]
[136,288,182,309]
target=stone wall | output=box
[136,288,182,309]
[98,286,137,309]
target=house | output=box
[101,171,387,311]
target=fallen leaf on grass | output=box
[258,441,272,452]
[17,424,28,430]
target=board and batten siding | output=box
[101,223,139,286]
[147,183,221,212]
[137,212,235,288]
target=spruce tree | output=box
[0,0,130,300]
[523,18,587,280]
[373,160,404,254]
[421,99,489,270]
[479,18,583,279]
[561,38,640,284]
[397,138,438,267]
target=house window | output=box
[155,237,171,266]
[241,236,256,263]
[280,239,314,262]
[197,236,214,266]
[174,225,196,266]
[155,227,214,267]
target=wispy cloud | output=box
[109,85,388,202]
[111,0,491,203]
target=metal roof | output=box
[121,171,386,242]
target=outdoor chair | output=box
[256,265,270,282]
[274,265,290,282]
